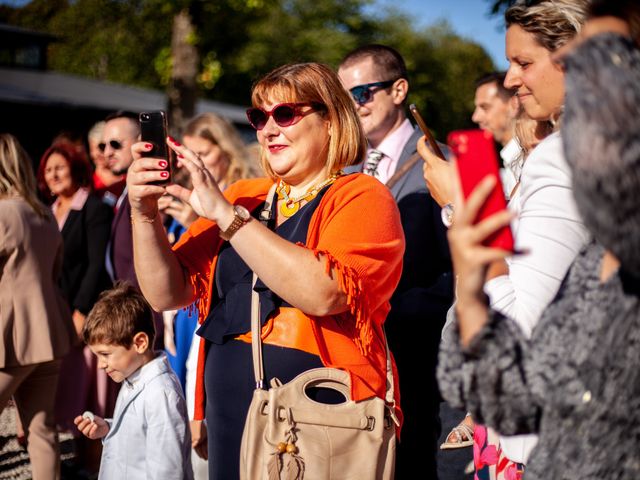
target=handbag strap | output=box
[250,183,278,388]
[249,183,396,414]
[385,152,421,190]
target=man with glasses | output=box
[102,111,140,286]
[339,45,453,478]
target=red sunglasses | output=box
[246,102,325,131]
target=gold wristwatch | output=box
[219,205,251,241]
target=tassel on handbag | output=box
[266,410,305,480]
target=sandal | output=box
[440,421,474,450]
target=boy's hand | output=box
[74,414,109,439]
[190,420,208,460]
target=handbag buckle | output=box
[366,416,376,431]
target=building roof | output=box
[0,66,249,124]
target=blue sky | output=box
[372,0,509,69]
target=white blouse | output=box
[485,132,590,338]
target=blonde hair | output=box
[88,121,105,142]
[515,110,554,158]
[183,113,259,186]
[0,134,48,217]
[250,63,367,179]
[506,0,589,52]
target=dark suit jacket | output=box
[60,193,113,315]
[110,192,138,287]
[388,129,453,317]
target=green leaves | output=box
[6,0,496,137]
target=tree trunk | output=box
[167,8,199,136]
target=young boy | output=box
[74,282,193,479]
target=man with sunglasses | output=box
[339,45,453,479]
[102,111,141,287]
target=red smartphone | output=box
[139,111,172,186]
[447,129,514,252]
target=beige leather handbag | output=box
[239,187,397,480]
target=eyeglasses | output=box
[98,140,124,152]
[349,80,396,105]
[246,102,325,131]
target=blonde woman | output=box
[0,134,75,479]
[421,0,591,476]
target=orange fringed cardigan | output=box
[172,173,406,428]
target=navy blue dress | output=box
[198,188,334,479]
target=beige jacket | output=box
[0,197,74,367]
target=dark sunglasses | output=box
[246,102,325,131]
[349,80,396,105]
[98,140,124,152]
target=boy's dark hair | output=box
[83,281,155,347]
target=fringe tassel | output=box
[186,267,211,324]
[285,453,305,480]
[309,248,373,356]
[267,451,283,480]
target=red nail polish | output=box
[160,171,169,178]
[159,161,167,168]
[169,137,181,146]
[144,143,153,149]
[177,154,184,159]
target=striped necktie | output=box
[363,149,384,177]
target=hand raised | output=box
[127,142,169,219]
[164,138,232,223]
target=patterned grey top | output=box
[437,242,640,479]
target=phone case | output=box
[448,129,514,252]
[139,111,172,186]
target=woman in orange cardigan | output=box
[126,63,405,479]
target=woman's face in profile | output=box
[505,24,566,121]
[44,153,76,197]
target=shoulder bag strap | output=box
[250,183,278,388]
[385,152,421,190]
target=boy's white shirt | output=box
[99,352,194,480]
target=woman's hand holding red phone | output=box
[447,170,515,346]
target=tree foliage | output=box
[487,0,517,16]
[2,0,496,137]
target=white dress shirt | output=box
[366,119,415,184]
[99,353,193,479]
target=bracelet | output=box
[130,214,158,225]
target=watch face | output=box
[235,205,251,221]
[441,203,454,227]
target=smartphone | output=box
[139,111,172,186]
[409,104,446,159]
[448,129,514,252]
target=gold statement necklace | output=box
[276,171,342,218]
